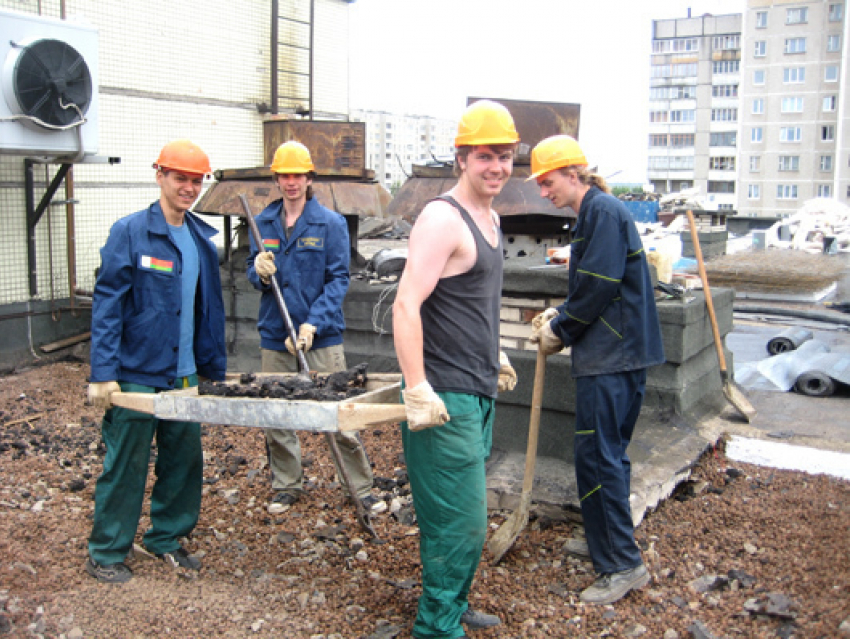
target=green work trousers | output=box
[88,375,202,565]
[261,346,373,498]
[401,391,495,639]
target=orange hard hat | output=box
[153,139,212,176]
[527,135,588,181]
[270,141,315,174]
[454,100,519,148]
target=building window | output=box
[713,60,740,74]
[650,111,668,123]
[754,70,766,85]
[708,181,735,193]
[712,84,738,97]
[824,96,837,111]
[709,157,736,170]
[823,125,836,141]
[748,184,761,199]
[781,97,804,113]
[778,156,800,171]
[710,131,737,146]
[653,37,699,53]
[713,35,740,50]
[825,66,839,82]
[783,67,806,83]
[670,110,696,122]
[650,63,698,78]
[751,127,763,143]
[752,98,765,114]
[821,155,834,171]
[711,108,737,122]
[827,35,842,51]
[756,11,768,28]
[648,156,695,170]
[829,3,844,21]
[786,7,809,24]
[750,156,761,171]
[781,127,802,142]
[784,37,807,54]
[754,41,766,57]
[777,184,799,199]
[818,184,832,197]
[649,134,668,147]
[670,134,695,147]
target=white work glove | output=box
[402,380,449,431]
[87,381,121,410]
[531,308,564,356]
[254,251,276,284]
[285,323,317,355]
[497,351,517,393]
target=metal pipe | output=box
[309,0,314,119]
[65,166,79,315]
[271,0,279,114]
[25,160,37,296]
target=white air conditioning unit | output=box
[0,8,99,158]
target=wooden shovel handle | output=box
[686,210,728,375]
[520,347,547,495]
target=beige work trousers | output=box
[260,346,374,498]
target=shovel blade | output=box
[723,376,757,423]
[487,492,532,565]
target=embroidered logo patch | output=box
[140,255,174,272]
[298,237,323,249]
[263,238,280,250]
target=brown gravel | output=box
[1,361,848,639]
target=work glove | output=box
[254,251,276,284]
[531,307,564,356]
[285,323,317,355]
[402,380,449,431]
[497,350,517,393]
[87,381,121,410]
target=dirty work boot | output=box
[580,564,650,605]
[360,494,381,510]
[563,537,590,559]
[156,547,201,571]
[272,491,299,506]
[85,557,133,583]
[460,609,501,629]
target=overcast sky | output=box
[349,0,745,183]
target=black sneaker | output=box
[156,547,201,571]
[85,557,133,583]
[272,491,299,506]
[360,494,381,510]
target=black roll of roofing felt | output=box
[767,327,814,356]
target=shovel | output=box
[685,209,757,423]
[488,346,546,564]
[238,195,379,539]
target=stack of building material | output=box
[681,210,729,260]
[695,251,844,295]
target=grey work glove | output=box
[285,323,317,355]
[531,308,564,356]
[497,350,517,393]
[87,381,121,410]
[402,380,449,431]
[254,251,276,284]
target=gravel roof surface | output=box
[1,361,848,639]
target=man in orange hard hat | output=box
[246,141,376,511]
[528,135,664,605]
[393,100,520,637]
[86,139,227,583]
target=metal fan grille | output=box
[13,38,92,126]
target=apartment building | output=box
[738,0,850,217]
[648,13,743,212]
[350,109,457,192]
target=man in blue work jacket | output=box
[529,135,665,605]
[86,139,227,583]
[245,141,375,510]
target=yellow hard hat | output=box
[527,135,588,181]
[153,139,212,176]
[270,141,315,174]
[454,100,520,148]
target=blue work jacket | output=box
[90,202,227,388]
[245,197,349,352]
[550,187,665,377]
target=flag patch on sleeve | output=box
[263,238,280,250]
[140,255,174,272]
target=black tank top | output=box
[420,195,503,399]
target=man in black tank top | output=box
[393,100,519,638]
